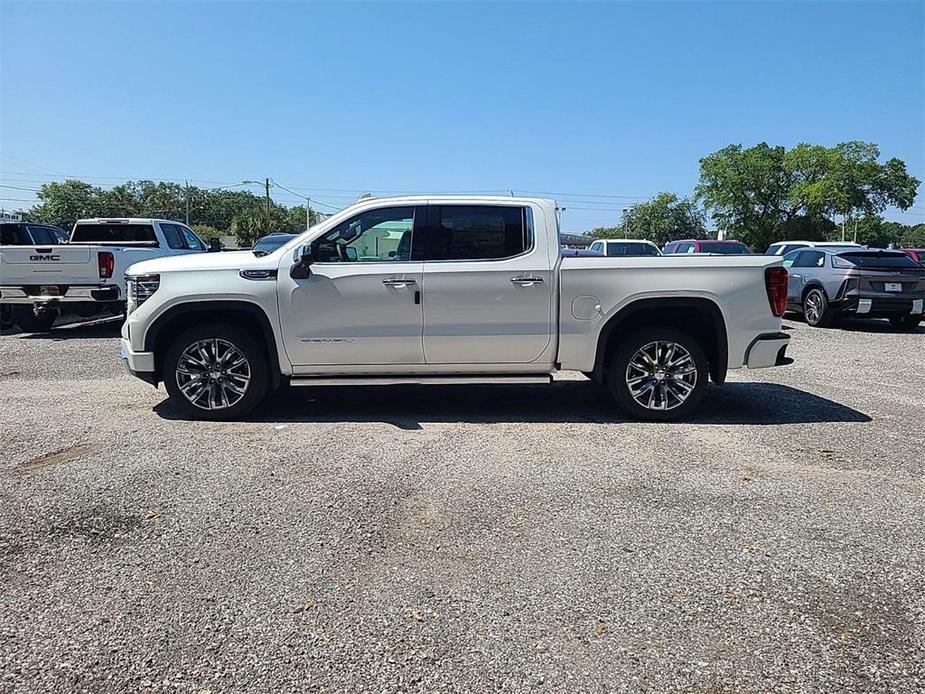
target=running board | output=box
[289,374,554,387]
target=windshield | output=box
[606,242,660,257]
[252,235,294,256]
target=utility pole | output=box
[185,180,190,225]
[306,197,312,231]
[265,178,272,230]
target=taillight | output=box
[98,251,114,279]
[765,266,788,317]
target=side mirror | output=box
[290,246,313,279]
[208,237,222,253]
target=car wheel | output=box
[802,288,832,328]
[163,323,270,421]
[12,305,57,333]
[889,315,922,331]
[0,306,14,330]
[607,327,708,421]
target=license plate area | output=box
[39,285,61,296]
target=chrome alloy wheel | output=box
[624,341,697,411]
[804,290,823,324]
[175,338,251,411]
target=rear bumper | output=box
[119,337,158,385]
[0,285,121,304]
[834,296,924,318]
[745,332,792,369]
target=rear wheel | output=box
[12,305,57,333]
[889,315,922,331]
[802,288,833,328]
[163,323,270,420]
[606,327,708,421]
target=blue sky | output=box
[1,1,923,232]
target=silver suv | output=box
[783,248,924,329]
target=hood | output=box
[126,250,275,276]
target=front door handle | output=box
[382,278,416,288]
[511,277,544,286]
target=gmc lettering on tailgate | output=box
[30,254,60,261]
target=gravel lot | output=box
[1,316,922,693]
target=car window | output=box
[781,250,800,268]
[25,226,57,245]
[71,222,158,244]
[792,250,824,268]
[179,225,205,251]
[606,242,660,257]
[420,205,530,261]
[589,241,602,253]
[159,223,187,249]
[313,206,415,262]
[685,244,696,254]
[836,252,920,268]
[0,224,29,245]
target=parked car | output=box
[766,240,863,256]
[560,246,603,257]
[120,195,792,422]
[252,232,299,257]
[588,239,661,257]
[782,248,924,329]
[663,239,752,255]
[899,248,925,265]
[0,218,209,332]
[1,222,69,246]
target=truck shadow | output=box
[154,381,871,428]
[13,317,124,340]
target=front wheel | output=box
[889,315,922,331]
[163,323,270,420]
[606,327,708,421]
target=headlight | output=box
[126,274,160,315]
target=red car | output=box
[900,248,925,265]
[663,239,753,255]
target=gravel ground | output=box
[0,316,922,693]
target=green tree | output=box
[696,141,920,251]
[617,192,707,246]
[901,223,925,248]
[588,226,621,240]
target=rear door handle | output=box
[382,278,416,288]
[511,277,544,286]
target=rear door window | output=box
[71,222,158,245]
[606,242,659,257]
[418,205,531,261]
[792,251,824,268]
[159,223,186,249]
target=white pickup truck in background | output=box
[0,218,208,332]
[120,195,792,422]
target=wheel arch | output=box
[591,297,728,385]
[144,300,282,388]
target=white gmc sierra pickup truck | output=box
[120,196,792,421]
[0,218,208,331]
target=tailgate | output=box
[858,267,925,298]
[0,245,99,285]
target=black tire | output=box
[162,323,271,421]
[606,326,709,422]
[12,305,57,333]
[0,306,13,331]
[889,315,922,331]
[802,288,833,328]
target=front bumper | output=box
[745,332,792,369]
[119,338,158,385]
